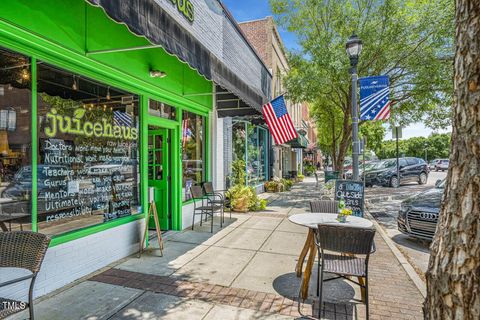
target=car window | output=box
[406,158,417,165]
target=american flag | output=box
[113,111,133,127]
[262,95,298,145]
[181,119,192,147]
[360,76,391,121]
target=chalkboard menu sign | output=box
[335,180,365,217]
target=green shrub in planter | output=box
[280,178,294,191]
[226,185,267,212]
[297,174,305,182]
[264,180,282,192]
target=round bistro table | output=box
[288,212,373,300]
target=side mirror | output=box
[435,179,442,187]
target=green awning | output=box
[287,134,308,148]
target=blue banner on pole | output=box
[359,75,390,121]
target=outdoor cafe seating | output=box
[0,231,50,320]
[190,184,224,233]
[290,199,376,319]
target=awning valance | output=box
[287,134,309,149]
[86,0,270,113]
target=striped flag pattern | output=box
[113,110,133,127]
[262,95,298,145]
[359,76,391,121]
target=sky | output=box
[222,0,450,139]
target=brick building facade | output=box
[240,17,317,178]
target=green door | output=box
[148,126,170,230]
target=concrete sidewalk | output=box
[8,178,424,320]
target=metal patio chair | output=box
[0,231,51,320]
[202,182,231,224]
[190,185,223,233]
[314,225,376,319]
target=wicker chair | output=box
[190,185,223,233]
[0,231,51,320]
[202,182,231,222]
[310,200,339,213]
[314,225,376,319]
[309,200,339,296]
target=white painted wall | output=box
[0,220,143,301]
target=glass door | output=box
[148,126,170,230]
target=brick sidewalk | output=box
[88,229,424,319]
[8,179,425,320]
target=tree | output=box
[270,0,454,171]
[424,1,480,318]
[374,133,451,160]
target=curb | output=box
[365,194,409,204]
[365,210,427,298]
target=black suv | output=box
[363,157,429,188]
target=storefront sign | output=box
[167,0,194,22]
[44,108,138,140]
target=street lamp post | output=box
[346,34,363,181]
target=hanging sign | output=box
[359,75,390,121]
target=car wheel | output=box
[418,172,427,185]
[390,176,399,188]
[365,183,372,188]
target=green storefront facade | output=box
[1,0,272,300]
[0,0,215,247]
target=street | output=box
[365,171,447,278]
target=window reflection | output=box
[182,111,204,201]
[36,62,140,236]
[0,47,32,232]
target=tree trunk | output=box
[424,1,480,319]
[334,108,352,173]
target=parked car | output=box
[345,161,380,180]
[363,157,429,188]
[397,179,445,240]
[429,159,440,170]
[435,159,449,171]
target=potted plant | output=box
[227,185,268,212]
[227,185,251,212]
[297,174,305,182]
[281,178,294,191]
[336,199,352,222]
[264,180,278,192]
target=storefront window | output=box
[257,127,268,182]
[0,48,32,232]
[182,111,204,201]
[149,100,176,120]
[247,123,259,185]
[232,121,246,162]
[230,121,268,187]
[37,62,140,236]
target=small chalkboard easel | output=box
[138,188,164,258]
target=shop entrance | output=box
[148,126,171,230]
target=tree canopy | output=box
[270,0,454,170]
[375,133,451,160]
